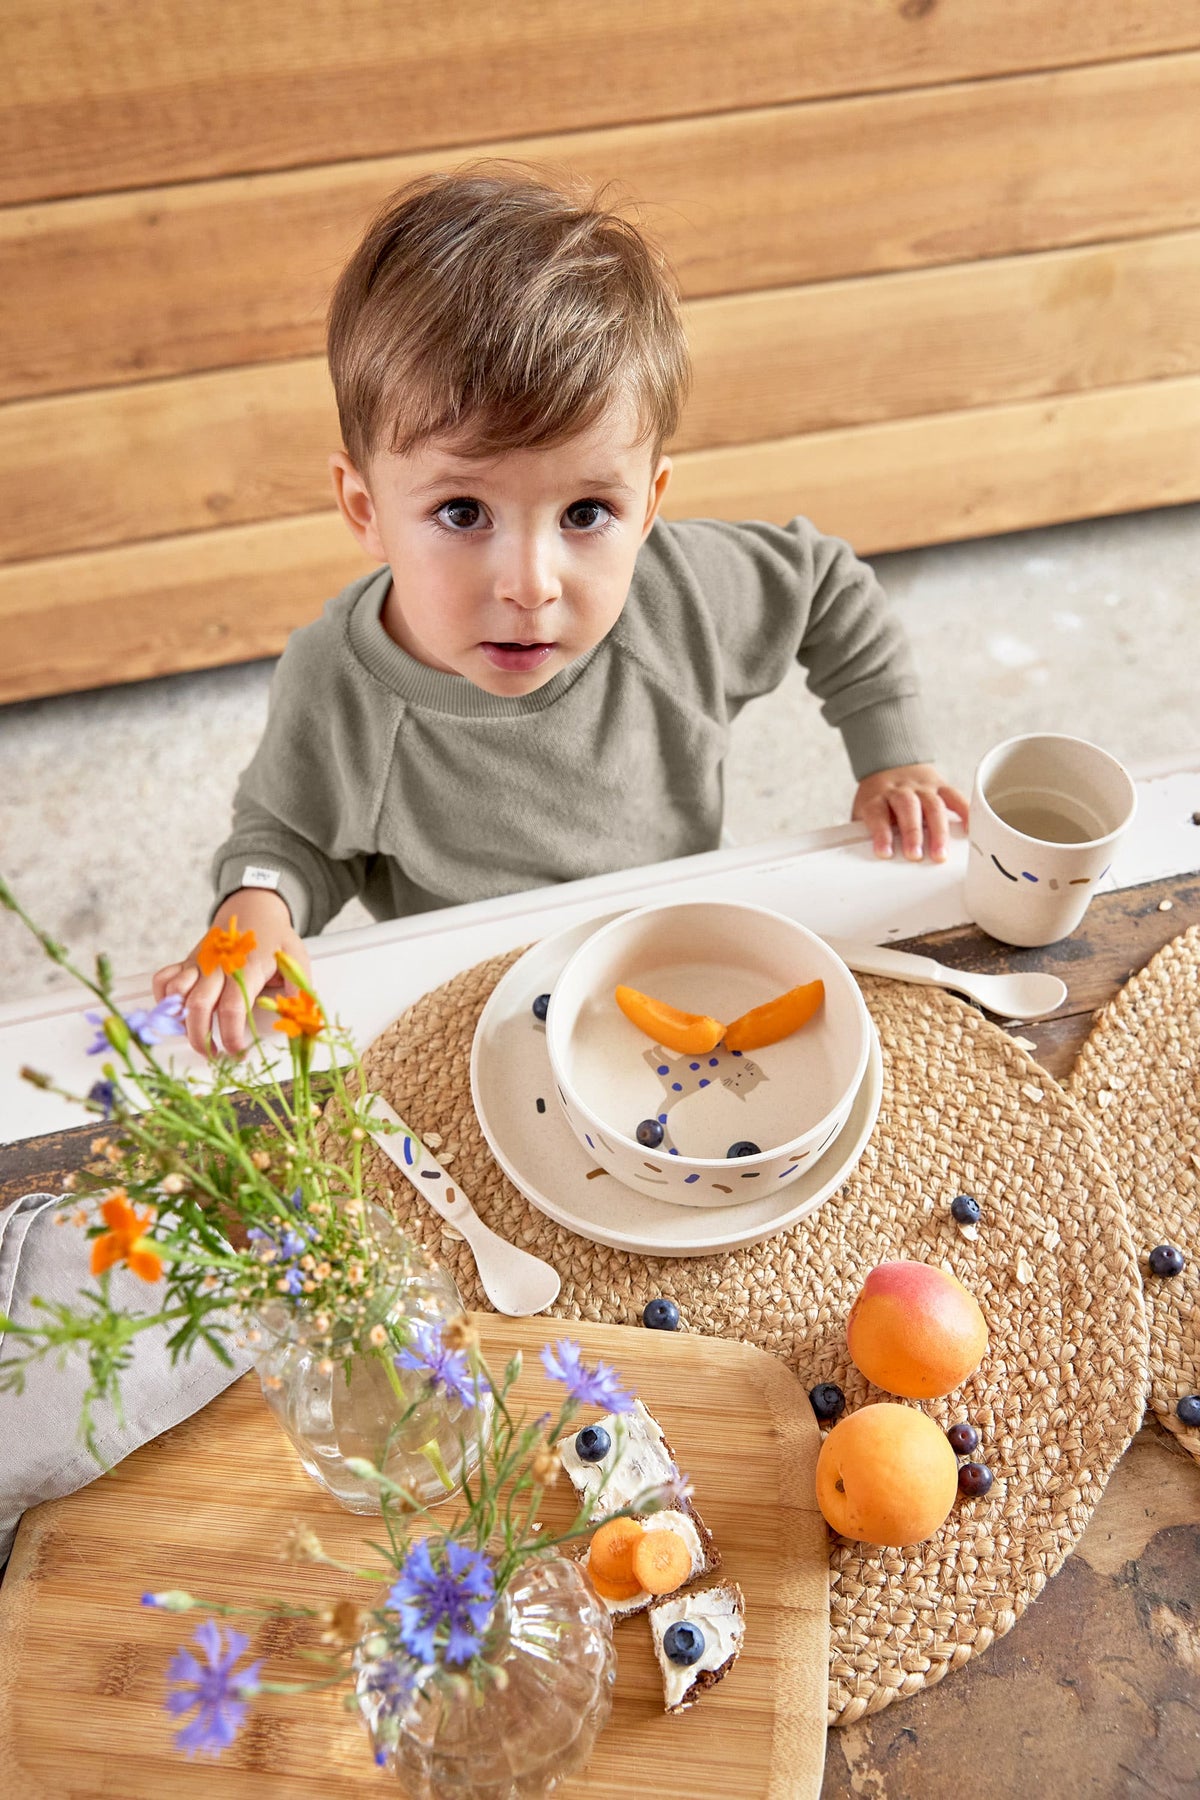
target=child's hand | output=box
[152,888,312,1059]
[852,764,969,863]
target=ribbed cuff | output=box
[837,696,938,782]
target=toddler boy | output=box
[154,164,967,1056]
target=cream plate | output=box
[470,913,883,1257]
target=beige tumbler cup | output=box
[964,734,1137,948]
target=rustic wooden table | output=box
[3,868,1198,1799]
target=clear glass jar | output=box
[356,1554,617,1798]
[253,1205,485,1513]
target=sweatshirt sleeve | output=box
[210,794,365,939]
[660,515,937,780]
[209,613,394,937]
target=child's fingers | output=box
[922,792,952,863]
[153,960,198,1003]
[215,948,280,1055]
[215,979,251,1058]
[938,783,971,825]
[183,970,225,1058]
[854,795,895,857]
[890,789,925,860]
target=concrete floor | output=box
[2,502,1198,1006]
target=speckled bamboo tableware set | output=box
[352,935,1160,1725]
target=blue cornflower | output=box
[165,1620,262,1757]
[279,1229,308,1260]
[87,1077,117,1117]
[277,1266,304,1295]
[540,1340,634,1414]
[86,995,186,1056]
[386,1539,496,1666]
[394,1322,480,1409]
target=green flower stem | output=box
[232,969,297,1130]
[418,1437,456,1493]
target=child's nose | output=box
[496,537,562,609]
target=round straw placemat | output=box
[356,949,1148,1726]
[1068,923,1200,1461]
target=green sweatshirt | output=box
[212,513,934,936]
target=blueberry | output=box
[662,1620,706,1666]
[643,1297,680,1331]
[726,1140,760,1158]
[951,1194,981,1224]
[636,1118,665,1148]
[958,1461,994,1497]
[531,993,550,1021]
[1148,1243,1185,1277]
[574,1425,611,1463]
[1177,1395,1200,1427]
[809,1383,845,1423]
[946,1422,980,1455]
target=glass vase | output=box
[356,1554,617,1798]
[253,1204,485,1513]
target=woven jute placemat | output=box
[355,949,1148,1726]
[1068,923,1200,1462]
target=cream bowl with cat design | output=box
[544,899,871,1207]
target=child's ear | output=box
[330,452,387,560]
[641,455,672,540]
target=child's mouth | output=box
[479,642,557,673]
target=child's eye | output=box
[435,497,486,531]
[563,499,613,532]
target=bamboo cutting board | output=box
[0,1317,828,1799]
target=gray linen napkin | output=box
[0,1191,252,1567]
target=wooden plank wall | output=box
[2,3,1200,704]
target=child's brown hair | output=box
[327,160,691,472]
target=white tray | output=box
[469,913,882,1257]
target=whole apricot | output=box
[846,1260,988,1399]
[815,1402,960,1545]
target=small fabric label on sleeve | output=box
[241,865,281,890]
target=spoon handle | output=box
[366,1096,562,1318]
[821,938,957,989]
[367,1095,484,1236]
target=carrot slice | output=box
[588,1563,645,1602]
[588,1516,645,1584]
[615,985,725,1055]
[631,1526,693,1595]
[723,979,825,1053]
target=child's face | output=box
[330,399,672,695]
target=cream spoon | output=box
[821,937,1068,1021]
[367,1096,561,1316]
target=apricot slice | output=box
[614,985,725,1055]
[723,979,825,1053]
[588,1516,645,1585]
[631,1526,692,1595]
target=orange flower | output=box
[90,1191,164,1282]
[273,992,326,1039]
[197,915,257,977]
